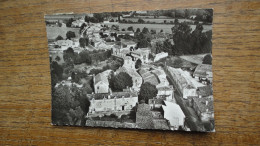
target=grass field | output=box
[46,26,80,40]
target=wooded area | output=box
[0,0,259,145]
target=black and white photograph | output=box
[45,9,214,132]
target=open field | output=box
[123,18,201,24]
[46,26,80,40]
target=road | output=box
[163,66,205,132]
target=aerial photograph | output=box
[45,9,214,132]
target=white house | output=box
[93,70,113,93]
[162,101,185,130]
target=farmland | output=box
[46,26,80,40]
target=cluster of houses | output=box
[47,15,214,131]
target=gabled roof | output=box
[193,64,212,78]
[116,66,141,79]
[94,70,112,85]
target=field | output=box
[123,18,200,24]
[107,23,212,33]
[46,26,80,40]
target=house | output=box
[162,101,186,130]
[191,96,214,122]
[116,31,135,37]
[193,64,212,84]
[88,91,138,114]
[157,85,174,101]
[131,48,150,63]
[151,68,169,87]
[55,39,79,51]
[93,70,113,93]
[148,98,164,109]
[139,71,160,86]
[167,67,205,99]
[121,39,137,50]
[152,119,170,130]
[154,52,168,62]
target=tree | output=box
[135,59,142,69]
[55,56,61,62]
[110,72,133,91]
[138,18,145,23]
[136,28,141,33]
[63,47,75,62]
[139,82,158,103]
[127,26,134,32]
[171,22,192,55]
[79,37,89,48]
[142,27,149,34]
[66,31,76,40]
[51,61,63,80]
[174,19,179,24]
[56,35,63,41]
[66,18,74,27]
[202,54,212,65]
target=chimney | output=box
[206,100,208,105]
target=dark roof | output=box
[197,85,213,96]
[153,119,170,130]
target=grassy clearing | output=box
[46,26,80,40]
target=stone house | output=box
[193,64,212,84]
[93,70,113,94]
[88,91,138,114]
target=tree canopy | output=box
[110,72,133,91]
[139,82,158,103]
[66,31,76,40]
[202,54,212,65]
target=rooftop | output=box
[197,85,213,96]
[193,64,212,78]
[88,91,138,100]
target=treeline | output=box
[156,22,212,55]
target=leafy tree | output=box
[139,82,158,103]
[55,35,63,41]
[66,18,74,27]
[142,27,149,34]
[66,31,76,40]
[136,28,141,33]
[171,22,192,55]
[79,37,89,48]
[63,47,75,62]
[110,72,133,91]
[202,54,212,65]
[138,18,145,23]
[55,56,61,62]
[151,29,156,34]
[174,19,179,24]
[135,59,142,69]
[127,26,134,32]
[51,61,63,81]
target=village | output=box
[46,10,214,132]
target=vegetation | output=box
[79,37,89,48]
[139,82,158,103]
[66,31,76,40]
[55,35,63,41]
[202,54,212,65]
[110,72,133,91]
